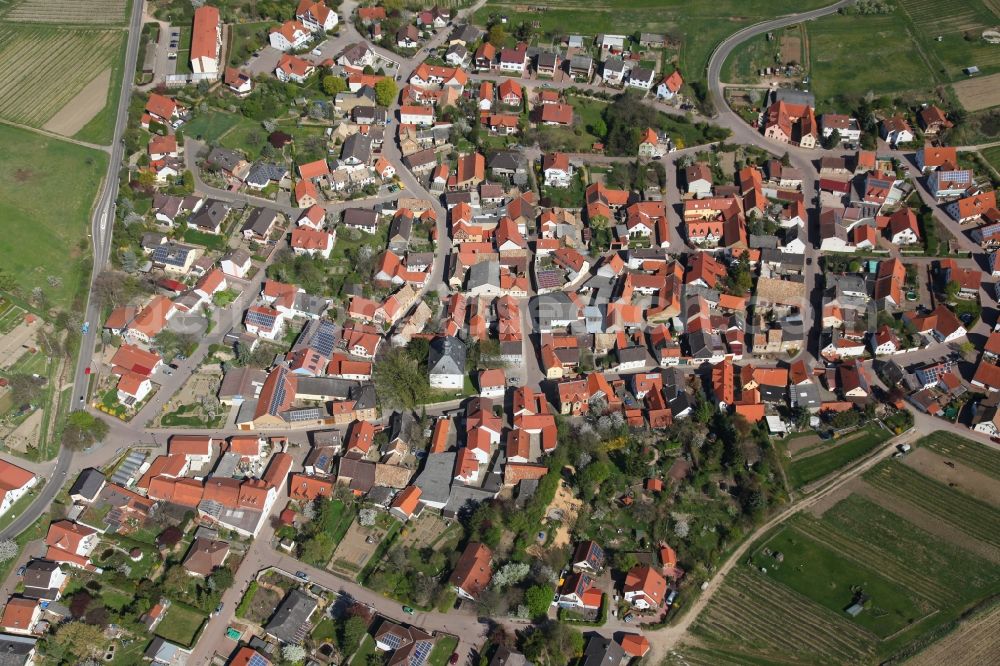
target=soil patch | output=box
[42,68,111,137]
[786,433,823,457]
[902,447,1000,507]
[953,73,1000,112]
[779,35,801,64]
[5,407,43,452]
[855,481,1000,564]
[804,476,863,518]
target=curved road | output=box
[0,0,145,541]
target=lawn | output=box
[752,525,929,638]
[154,603,206,647]
[0,124,108,309]
[786,425,890,489]
[182,110,251,144]
[183,228,230,251]
[0,24,124,129]
[428,635,459,666]
[806,10,934,110]
[159,403,225,428]
[473,0,832,94]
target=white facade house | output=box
[269,21,312,51]
[0,460,36,517]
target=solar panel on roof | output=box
[413,640,433,666]
[381,633,404,650]
[248,655,269,666]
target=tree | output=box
[62,411,109,451]
[373,348,429,409]
[944,280,961,302]
[822,128,841,149]
[0,540,17,562]
[282,645,307,662]
[8,374,44,406]
[322,75,347,95]
[491,562,530,589]
[488,24,507,46]
[523,584,553,619]
[50,621,106,659]
[300,532,334,566]
[374,77,398,107]
[210,567,235,591]
[340,615,367,652]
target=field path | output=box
[0,117,109,151]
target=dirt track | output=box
[43,67,110,136]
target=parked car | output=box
[402,606,415,615]
[295,571,309,581]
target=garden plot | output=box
[0,25,122,128]
[1,0,127,24]
[328,520,390,576]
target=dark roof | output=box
[241,207,278,236]
[69,468,105,501]
[581,636,625,666]
[190,199,230,231]
[0,634,36,666]
[341,133,373,163]
[206,147,244,172]
[429,335,466,376]
[265,589,317,644]
[342,208,379,228]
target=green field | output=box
[918,431,1000,480]
[0,124,108,309]
[897,0,1000,81]
[473,0,831,91]
[786,425,890,489]
[752,526,928,638]
[982,145,1000,176]
[0,24,124,130]
[154,603,206,647]
[806,10,933,109]
[864,460,1000,548]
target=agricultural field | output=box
[0,0,127,24]
[897,0,1000,81]
[0,25,124,132]
[805,10,934,110]
[864,460,1000,549]
[0,124,108,309]
[907,600,1000,666]
[693,482,1000,663]
[952,72,1000,112]
[691,566,878,664]
[472,0,832,94]
[785,425,891,489]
